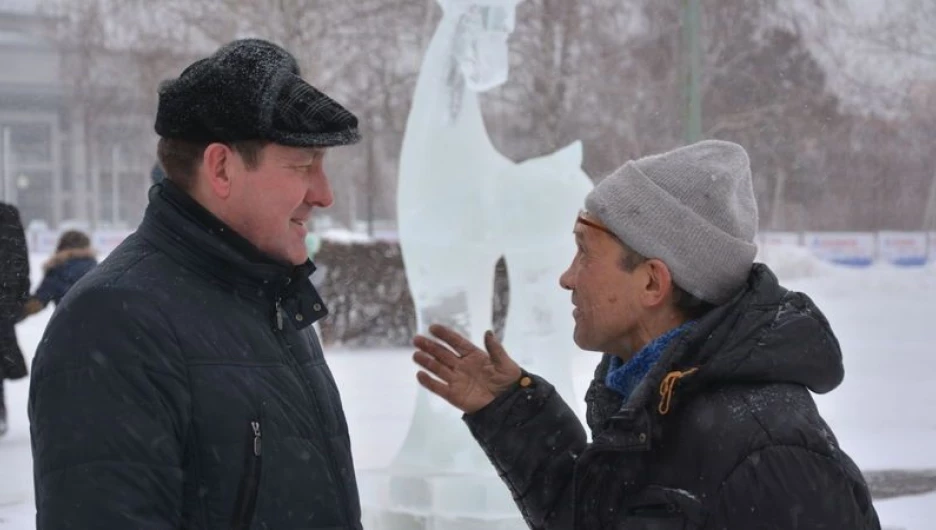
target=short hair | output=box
[156,138,269,191]
[56,230,91,252]
[616,242,715,320]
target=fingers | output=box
[428,324,480,356]
[416,370,454,403]
[413,347,456,403]
[483,330,510,365]
[413,335,460,370]
[413,350,456,382]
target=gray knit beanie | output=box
[584,140,758,305]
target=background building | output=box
[0,0,153,231]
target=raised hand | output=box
[413,324,523,414]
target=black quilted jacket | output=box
[465,264,881,529]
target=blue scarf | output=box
[604,321,695,401]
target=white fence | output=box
[26,227,936,268]
[762,231,935,267]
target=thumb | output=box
[484,330,511,366]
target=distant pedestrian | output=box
[0,201,30,436]
[20,230,97,319]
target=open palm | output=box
[413,324,522,414]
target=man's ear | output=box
[641,259,674,308]
[202,143,235,199]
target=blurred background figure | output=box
[19,230,97,320]
[0,202,30,437]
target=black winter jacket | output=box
[29,182,361,529]
[0,202,29,380]
[33,248,97,306]
[465,264,881,529]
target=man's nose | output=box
[308,173,334,208]
[559,266,573,291]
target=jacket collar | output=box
[137,180,327,329]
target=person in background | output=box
[0,201,30,437]
[20,230,97,319]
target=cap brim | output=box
[268,76,361,147]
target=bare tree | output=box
[37,0,932,232]
[815,0,936,229]
[39,0,155,226]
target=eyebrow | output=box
[286,148,325,165]
[575,215,616,238]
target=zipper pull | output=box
[275,299,284,331]
[251,421,262,456]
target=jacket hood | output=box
[681,263,843,393]
[587,264,844,431]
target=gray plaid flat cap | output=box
[155,39,360,148]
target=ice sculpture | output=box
[359,1,593,528]
[494,142,593,404]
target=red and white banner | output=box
[804,232,876,267]
[878,231,928,267]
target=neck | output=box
[187,180,226,223]
[156,179,285,268]
[613,311,688,362]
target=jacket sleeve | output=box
[0,204,30,321]
[463,374,587,530]
[34,266,67,305]
[707,445,881,529]
[29,287,191,530]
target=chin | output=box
[572,331,594,352]
[262,245,306,266]
[573,333,607,355]
[286,251,308,266]
[281,238,310,265]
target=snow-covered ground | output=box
[1,248,934,528]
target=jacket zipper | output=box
[231,420,262,530]
[273,297,353,526]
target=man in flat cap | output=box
[413,140,881,528]
[29,39,364,529]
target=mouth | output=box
[290,219,307,228]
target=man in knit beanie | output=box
[413,140,880,529]
[30,39,364,528]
